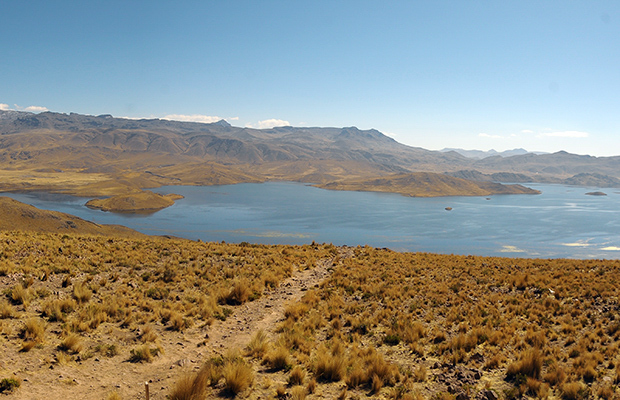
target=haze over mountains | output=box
[439,148,547,159]
[1,110,619,201]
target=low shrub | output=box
[0,378,20,393]
[129,344,160,363]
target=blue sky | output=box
[1,1,619,156]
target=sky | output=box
[1,1,619,156]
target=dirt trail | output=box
[9,254,336,400]
[205,259,333,353]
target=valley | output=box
[2,110,619,212]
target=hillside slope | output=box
[318,172,541,197]
[0,197,144,236]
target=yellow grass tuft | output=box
[59,333,83,354]
[222,357,254,396]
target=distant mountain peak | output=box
[440,148,534,159]
[213,119,231,127]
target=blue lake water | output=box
[2,182,620,259]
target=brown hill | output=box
[0,197,144,236]
[85,191,183,213]
[318,172,541,197]
[2,110,620,207]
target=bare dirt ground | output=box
[3,254,336,400]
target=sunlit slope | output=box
[85,191,184,212]
[0,197,144,236]
[318,172,541,197]
[1,227,619,399]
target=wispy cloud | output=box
[163,114,224,123]
[521,129,534,134]
[478,133,502,139]
[4,104,49,113]
[246,119,290,129]
[541,131,589,138]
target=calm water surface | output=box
[2,182,620,259]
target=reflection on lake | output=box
[2,182,620,259]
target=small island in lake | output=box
[585,191,607,196]
[86,191,184,212]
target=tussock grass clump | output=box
[41,298,76,322]
[95,343,118,357]
[20,317,46,345]
[290,385,306,400]
[288,366,306,386]
[245,329,269,358]
[10,284,31,306]
[128,344,160,363]
[222,279,252,305]
[169,367,209,400]
[263,345,292,371]
[140,324,158,343]
[314,348,346,382]
[169,311,192,332]
[222,357,254,395]
[0,300,17,319]
[72,282,92,303]
[506,348,542,380]
[560,381,589,400]
[105,392,122,400]
[58,333,83,354]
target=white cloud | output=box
[601,246,620,251]
[163,114,224,123]
[521,129,534,134]
[478,133,502,139]
[8,104,49,113]
[23,105,48,113]
[246,119,290,129]
[541,131,589,138]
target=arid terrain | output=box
[1,200,619,400]
[2,110,619,211]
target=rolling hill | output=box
[1,110,619,210]
[0,196,144,236]
[317,172,541,197]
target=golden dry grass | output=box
[2,230,620,399]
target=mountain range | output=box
[1,110,619,203]
[439,148,547,159]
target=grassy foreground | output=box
[0,230,619,399]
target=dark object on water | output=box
[585,191,607,196]
[445,207,453,211]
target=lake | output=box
[2,182,620,259]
